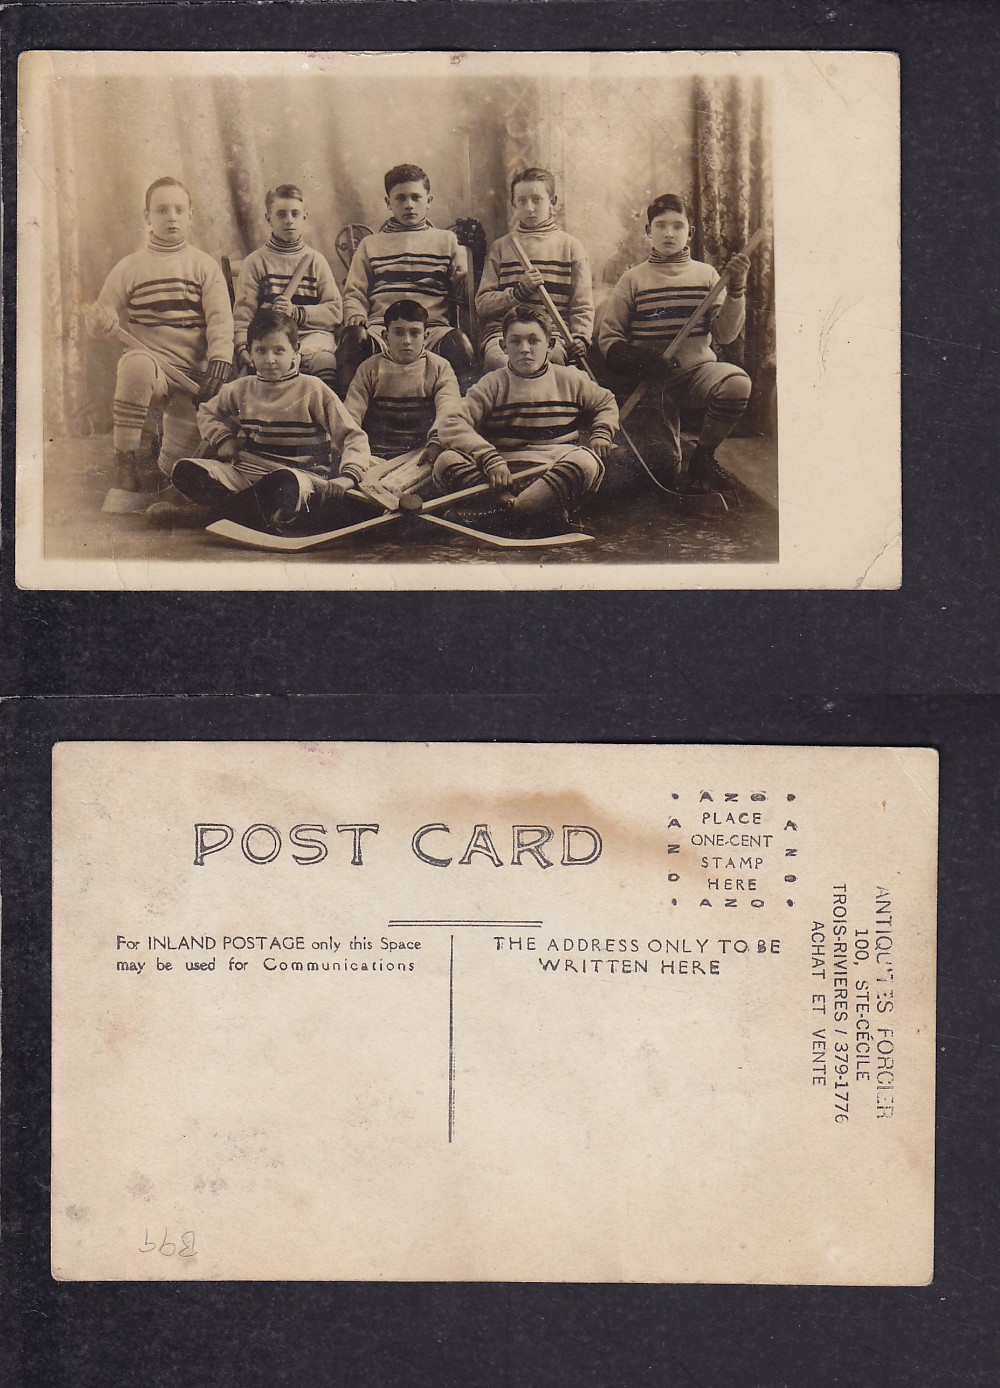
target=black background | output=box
[2,3,998,1385]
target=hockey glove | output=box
[195,359,232,406]
[86,302,118,339]
[570,336,590,365]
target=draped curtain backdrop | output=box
[33,66,774,439]
[693,75,776,433]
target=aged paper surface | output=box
[52,742,935,1283]
[17,49,899,590]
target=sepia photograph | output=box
[17,50,899,590]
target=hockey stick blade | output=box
[416,514,593,547]
[205,510,402,552]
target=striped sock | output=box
[434,451,482,494]
[699,373,752,449]
[112,399,148,453]
[113,352,158,452]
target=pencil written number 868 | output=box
[140,1228,196,1257]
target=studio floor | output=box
[41,431,779,569]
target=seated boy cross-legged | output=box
[434,304,618,539]
[343,298,461,500]
[150,307,371,534]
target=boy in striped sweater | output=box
[233,184,342,391]
[85,177,234,497]
[476,167,594,373]
[339,164,472,388]
[598,193,751,491]
[434,304,618,538]
[149,308,370,534]
[343,299,461,495]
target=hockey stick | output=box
[279,252,313,307]
[511,233,759,509]
[416,513,592,548]
[204,463,554,553]
[357,448,432,511]
[354,452,587,544]
[234,252,314,376]
[460,131,479,353]
[111,328,200,395]
[380,460,593,548]
[618,225,766,424]
[510,235,676,498]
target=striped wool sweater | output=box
[343,351,461,458]
[197,370,371,480]
[233,238,343,350]
[438,362,618,473]
[476,226,594,346]
[598,253,745,374]
[95,237,234,372]
[343,224,466,329]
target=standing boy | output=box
[340,164,472,386]
[476,167,594,372]
[85,176,234,496]
[343,299,461,495]
[149,307,370,533]
[434,304,617,538]
[598,193,751,491]
[233,183,342,391]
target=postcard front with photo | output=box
[17,50,899,590]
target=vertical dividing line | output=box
[448,933,456,1143]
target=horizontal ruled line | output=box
[387,920,542,928]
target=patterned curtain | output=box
[693,75,776,434]
[41,81,90,437]
[30,70,508,438]
[548,78,697,300]
[499,77,544,210]
[32,65,775,438]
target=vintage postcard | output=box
[17,49,899,590]
[52,742,936,1283]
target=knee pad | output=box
[711,369,753,406]
[339,325,368,353]
[438,330,474,373]
[116,352,158,394]
[303,348,338,375]
[159,415,202,475]
[569,447,604,491]
[577,452,602,491]
[432,450,459,489]
[542,449,604,508]
[336,328,376,386]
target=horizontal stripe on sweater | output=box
[197,372,369,476]
[258,274,324,302]
[490,259,574,280]
[96,244,234,371]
